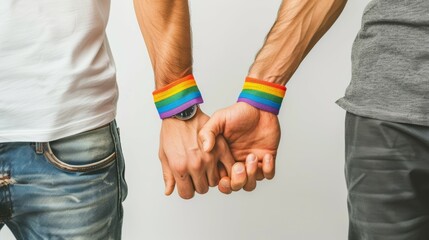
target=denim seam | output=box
[0,171,13,222]
[110,122,123,217]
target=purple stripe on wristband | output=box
[238,98,279,115]
[159,97,203,119]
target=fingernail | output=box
[247,154,256,163]
[234,164,245,174]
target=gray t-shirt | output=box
[336,0,429,126]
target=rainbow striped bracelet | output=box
[237,77,287,115]
[153,74,204,119]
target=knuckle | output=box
[173,164,188,179]
[189,159,203,172]
[198,131,206,140]
[202,156,214,164]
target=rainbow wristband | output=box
[153,74,204,119]
[237,77,287,115]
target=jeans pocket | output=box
[43,124,117,173]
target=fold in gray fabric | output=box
[345,112,429,240]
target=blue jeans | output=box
[0,121,127,239]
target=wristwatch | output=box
[173,104,198,121]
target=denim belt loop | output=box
[35,142,44,155]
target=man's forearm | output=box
[249,0,347,85]
[133,0,192,88]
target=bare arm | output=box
[249,0,348,85]
[200,0,348,192]
[134,0,242,199]
[133,0,192,88]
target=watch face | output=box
[174,105,197,120]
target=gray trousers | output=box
[345,112,429,240]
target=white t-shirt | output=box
[0,0,117,142]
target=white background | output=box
[1,0,370,239]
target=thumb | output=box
[199,111,225,152]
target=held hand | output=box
[159,108,236,199]
[199,102,281,193]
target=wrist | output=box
[247,72,288,86]
[237,77,286,115]
[154,67,193,89]
[153,74,204,119]
[162,107,204,122]
[161,109,208,134]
